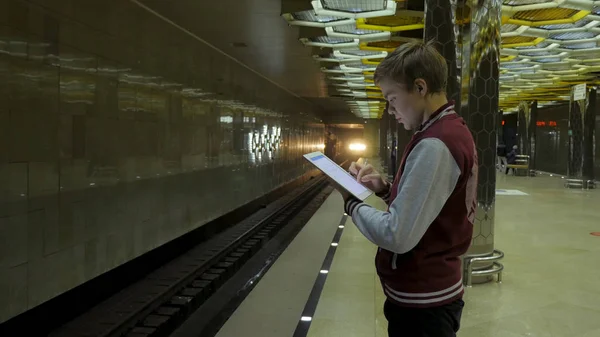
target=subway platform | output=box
[203,172,600,337]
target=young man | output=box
[335,41,479,336]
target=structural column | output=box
[396,123,411,172]
[596,91,600,179]
[388,121,397,179]
[497,109,504,146]
[382,102,397,178]
[423,0,461,106]
[584,91,595,183]
[426,0,503,284]
[567,86,596,188]
[380,106,389,162]
[528,100,538,172]
[363,119,380,158]
[517,101,530,159]
[517,100,536,175]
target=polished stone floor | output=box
[216,173,600,337]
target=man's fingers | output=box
[360,173,380,182]
[356,164,374,181]
[349,162,362,176]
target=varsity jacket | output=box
[344,102,478,308]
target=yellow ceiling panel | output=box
[287,0,600,115]
[506,9,589,26]
[500,55,517,62]
[361,58,383,65]
[356,15,423,28]
[502,36,545,48]
[358,15,423,31]
[513,8,579,21]
[359,40,404,52]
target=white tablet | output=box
[304,152,373,201]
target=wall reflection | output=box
[0,0,323,323]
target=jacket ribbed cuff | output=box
[344,197,362,217]
[375,181,392,203]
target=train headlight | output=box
[349,143,366,151]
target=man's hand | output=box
[349,162,388,194]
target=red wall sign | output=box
[536,120,558,127]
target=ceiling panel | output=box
[139,0,600,118]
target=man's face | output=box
[379,78,425,130]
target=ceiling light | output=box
[534,57,562,63]
[321,65,363,74]
[321,0,386,12]
[550,32,596,40]
[281,10,354,27]
[300,37,359,48]
[294,9,342,23]
[334,23,379,35]
[539,19,591,30]
[561,41,597,49]
[313,54,354,63]
[326,23,390,40]
[329,75,365,81]
[311,0,397,19]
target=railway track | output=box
[48,171,336,337]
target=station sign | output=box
[573,83,587,101]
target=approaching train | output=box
[325,126,367,162]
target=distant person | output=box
[324,132,336,159]
[505,145,518,175]
[332,41,478,337]
[329,133,337,159]
[497,142,507,171]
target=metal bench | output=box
[565,179,595,189]
[506,155,532,176]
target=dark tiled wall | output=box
[502,104,577,176]
[0,0,324,322]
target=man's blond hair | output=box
[374,40,448,94]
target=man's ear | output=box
[414,78,427,96]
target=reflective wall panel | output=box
[0,0,323,322]
[534,104,570,176]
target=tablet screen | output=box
[304,152,373,201]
